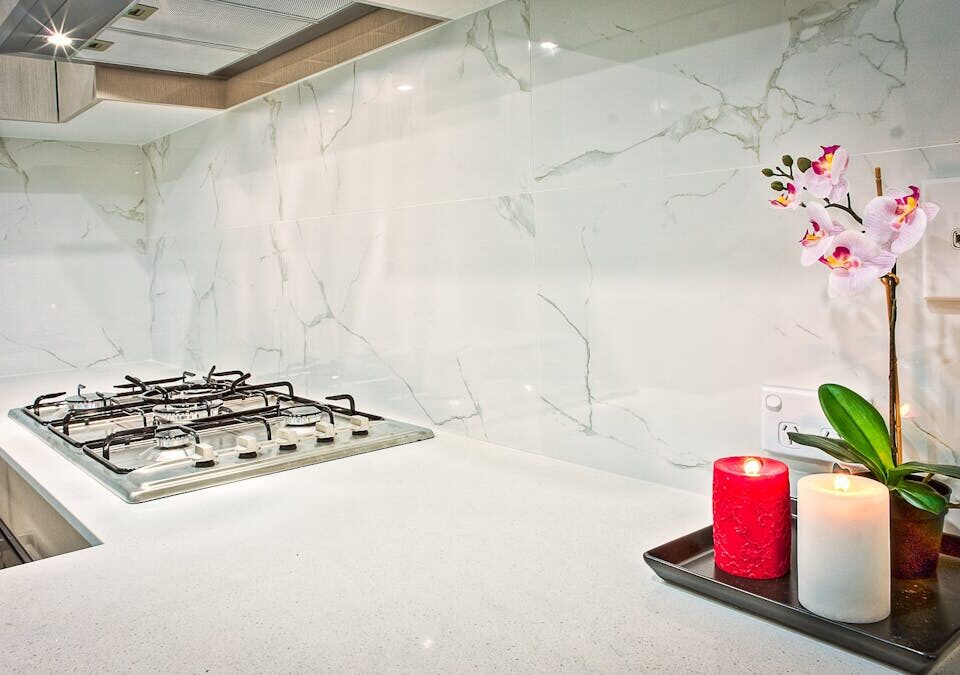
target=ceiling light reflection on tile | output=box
[396,84,414,92]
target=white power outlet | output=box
[761,386,841,462]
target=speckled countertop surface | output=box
[0,364,937,674]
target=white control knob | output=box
[237,434,259,459]
[278,428,300,452]
[315,421,336,443]
[259,440,279,454]
[194,442,216,467]
[349,415,369,436]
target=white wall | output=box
[0,138,150,377]
[141,0,960,493]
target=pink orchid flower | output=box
[819,230,896,297]
[803,144,849,202]
[863,185,940,254]
[799,202,844,266]
[770,182,801,210]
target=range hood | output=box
[0,0,378,76]
[0,0,440,142]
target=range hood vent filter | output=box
[109,0,314,52]
[77,28,250,74]
[224,1,354,21]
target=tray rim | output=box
[643,514,960,673]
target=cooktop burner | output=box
[64,385,115,411]
[9,367,434,503]
[152,399,225,423]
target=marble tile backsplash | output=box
[0,139,150,377]
[81,0,960,492]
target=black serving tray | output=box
[644,504,960,673]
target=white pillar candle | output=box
[798,473,890,623]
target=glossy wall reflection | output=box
[118,0,960,491]
[0,139,150,375]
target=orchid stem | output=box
[824,199,863,224]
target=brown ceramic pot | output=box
[890,478,952,580]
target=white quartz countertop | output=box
[0,364,929,674]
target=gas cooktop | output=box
[9,367,434,503]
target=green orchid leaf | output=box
[888,461,960,483]
[787,432,858,462]
[818,384,893,478]
[894,480,948,515]
[787,432,884,479]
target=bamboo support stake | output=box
[877,166,903,466]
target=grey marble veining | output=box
[136,0,960,494]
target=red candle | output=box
[712,456,791,579]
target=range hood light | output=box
[45,31,74,48]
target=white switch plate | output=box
[761,386,840,462]
[922,178,960,301]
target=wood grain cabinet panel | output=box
[55,61,99,121]
[94,66,227,109]
[223,9,439,107]
[0,54,57,122]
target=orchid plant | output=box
[763,145,939,297]
[761,145,950,512]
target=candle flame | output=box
[743,457,762,476]
[834,474,851,492]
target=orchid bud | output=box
[761,168,774,177]
[797,157,812,172]
[782,155,793,167]
[771,181,785,191]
